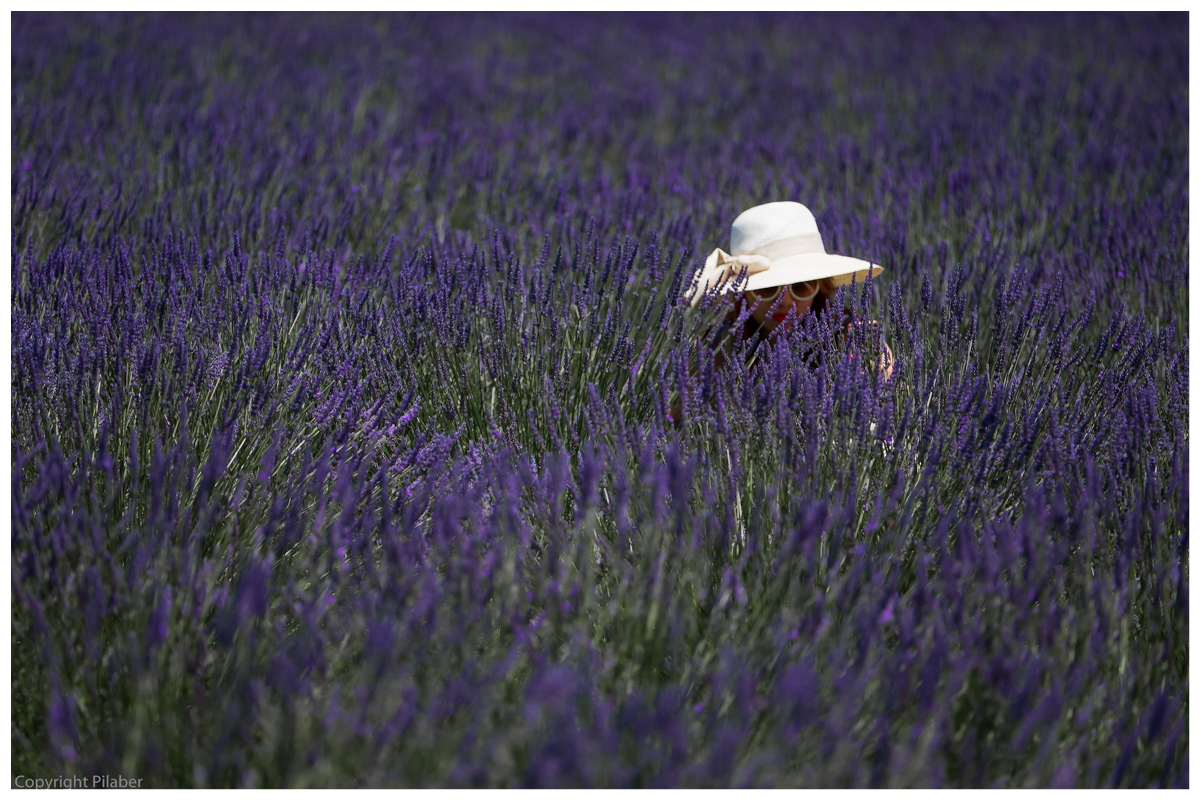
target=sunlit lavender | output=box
[11,12,1187,788]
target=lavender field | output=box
[10,12,1188,787]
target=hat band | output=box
[734,232,826,262]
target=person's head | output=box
[731,278,836,334]
[688,202,882,318]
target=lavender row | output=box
[11,11,1187,787]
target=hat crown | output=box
[730,201,821,256]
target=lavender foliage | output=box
[11,12,1187,788]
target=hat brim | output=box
[741,254,883,292]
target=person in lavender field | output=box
[671,201,893,423]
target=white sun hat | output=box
[687,201,883,308]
